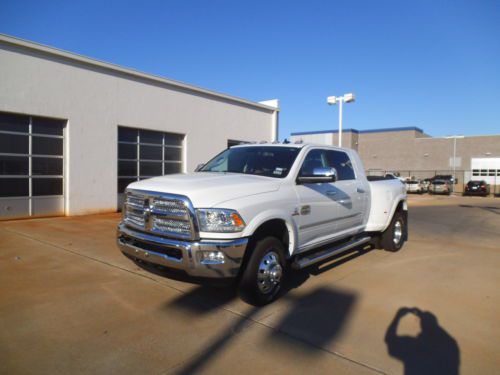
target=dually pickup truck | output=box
[117,143,407,305]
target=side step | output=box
[292,236,372,270]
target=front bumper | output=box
[116,222,248,278]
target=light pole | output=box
[445,135,464,193]
[327,93,355,147]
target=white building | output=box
[0,34,279,220]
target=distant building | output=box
[290,127,500,184]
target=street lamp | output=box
[445,135,465,193]
[327,93,355,147]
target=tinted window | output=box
[32,117,64,135]
[0,113,29,133]
[164,162,182,174]
[32,137,63,155]
[32,178,63,196]
[0,178,29,197]
[32,157,63,175]
[0,133,29,154]
[325,150,355,180]
[118,143,137,159]
[164,134,184,146]
[140,145,162,160]
[299,149,329,176]
[299,149,355,180]
[118,161,137,176]
[165,146,182,161]
[201,146,301,178]
[140,161,162,176]
[139,130,162,144]
[118,128,138,142]
[118,178,137,193]
[0,155,29,175]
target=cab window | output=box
[298,149,330,177]
[326,150,355,180]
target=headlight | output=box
[196,208,245,233]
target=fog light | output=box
[200,251,225,265]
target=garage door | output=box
[0,112,65,220]
[117,127,184,208]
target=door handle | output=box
[356,187,366,193]
[326,190,337,196]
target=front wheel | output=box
[381,211,405,252]
[238,236,286,306]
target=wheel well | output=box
[397,199,407,212]
[237,219,290,280]
[395,200,408,241]
[250,219,289,250]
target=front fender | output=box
[242,209,299,257]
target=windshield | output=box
[200,146,301,178]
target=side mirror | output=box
[297,167,337,184]
[195,163,205,172]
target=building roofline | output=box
[291,126,423,136]
[0,33,278,113]
[290,128,359,136]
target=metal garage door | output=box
[0,112,65,220]
[117,127,184,208]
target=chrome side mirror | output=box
[298,167,338,184]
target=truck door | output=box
[294,149,339,250]
[325,150,366,235]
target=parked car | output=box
[117,143,408,305]
[463,180,490,197]
[429,180,451,195]
[405,179,425,194]
[421,179,432,192]
[430,175,456,185]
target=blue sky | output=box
[1,0,499,139]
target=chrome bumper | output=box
[116,222,248,278]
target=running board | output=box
[292,236,372,270]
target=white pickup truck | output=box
[117,143,407,305]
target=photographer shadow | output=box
[385,307,460,375]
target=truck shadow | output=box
[385,307,460,375]
[166,245,373,374]
[169,286,357,375]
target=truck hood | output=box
[126,172,282,208]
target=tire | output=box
[381,211,405,252]
[238,236,286,306]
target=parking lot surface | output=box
[1,195,499,374]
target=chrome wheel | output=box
[257,251,283,294]
[393,220,403,245]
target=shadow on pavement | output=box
[268,287,357,351]
[385,307,460,375]
[459,204,500,215]
[171,286,357,375]
[166,284,238,314]
[165,245,372,374]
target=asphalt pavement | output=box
[0,195,499,374]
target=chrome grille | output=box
[152,197,188,217]
[152,217,192,234]
[123,190,196,240]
